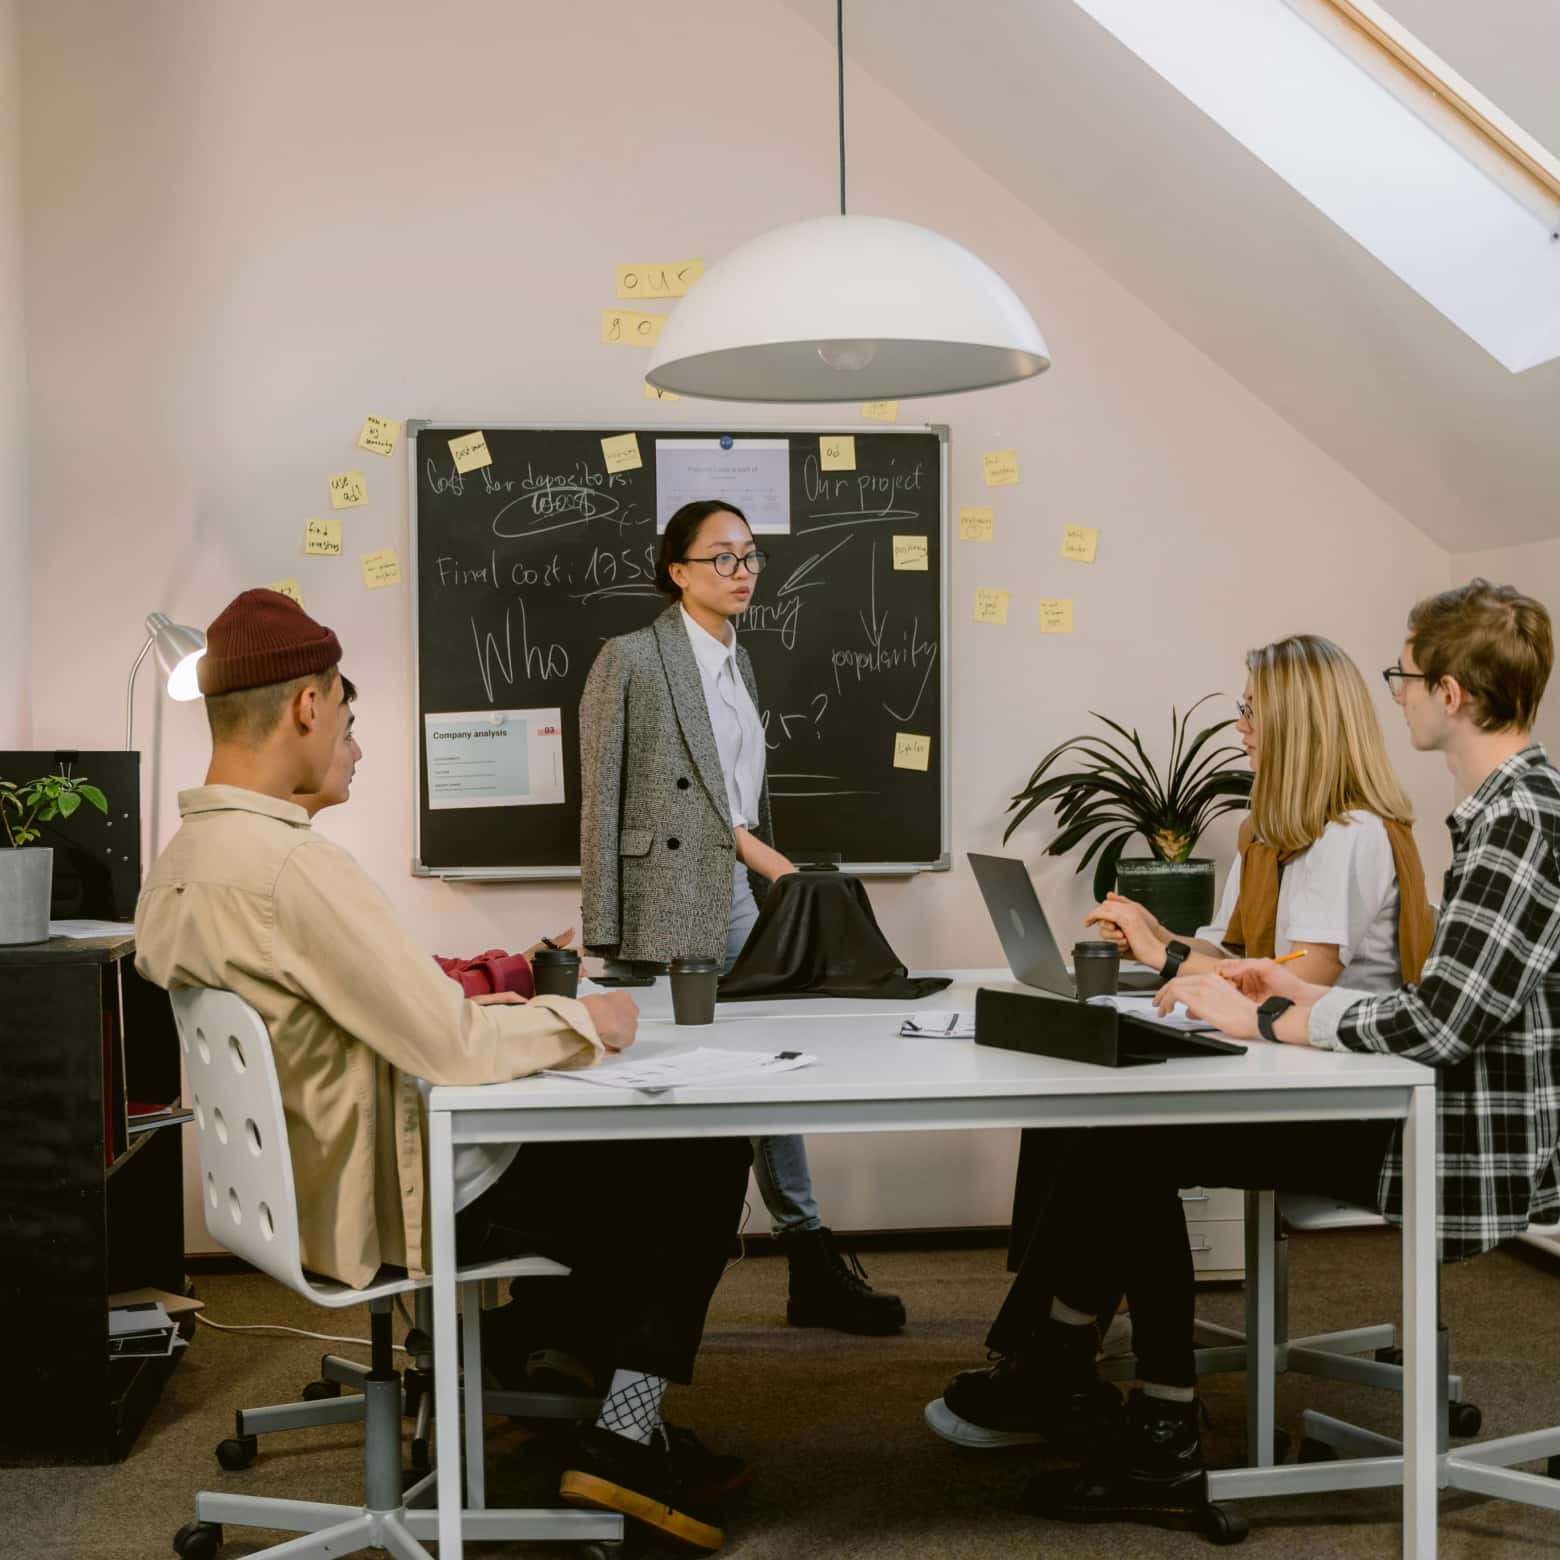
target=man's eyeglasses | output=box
[1236,698,1254,723]
[1381,666,1428,695]
[681,550,769,578]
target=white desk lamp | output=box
[125,612,206,749]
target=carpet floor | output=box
[1,1233,1556,1558]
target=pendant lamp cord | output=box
[836,0,847,216]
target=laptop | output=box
[968,852,1164,996]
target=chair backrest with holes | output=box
[170,987,317,1300]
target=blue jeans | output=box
[726,870,823,1235]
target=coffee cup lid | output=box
[1072,940,1119,956]
[670,956,720,973]
[532,946,579,963]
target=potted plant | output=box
[1004,695,1253,933]
[1,770,110,945]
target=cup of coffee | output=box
[669,956,720,1026]
[531,946,581,999]
[1071,940,1121,1000]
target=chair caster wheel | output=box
[1202,1504,1248,1545]
[1298,1438,1337,1464]
[214,1435,257,1471]
[301,1378,342,1401]
[173,1519,224,1558]
[1374,1346,1404,1366]
[1448,1401,1483,1437]
[578,1545,623,1560]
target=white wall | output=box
[1449,543,1560,756]
[19,1,1453,1241]
[0,0,25,747]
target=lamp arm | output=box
[125,633,155,751]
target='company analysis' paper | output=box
[424,709,565,810]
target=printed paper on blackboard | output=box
[424,709,565,810]
[654,438,791,534]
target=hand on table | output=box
[1155,972,1261,1041]
[522,926,578,961]
[581,990,639,1051]
[1216,959,1326,1006]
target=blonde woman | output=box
[1086,634,1433,991]
[924,634,1433,1498]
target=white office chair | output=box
[1099,1190,1480,1463]
[169,987,623,1560]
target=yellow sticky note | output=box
[328,470,368,510]
[892,535,929,572]
[893,733,932,773]
[959,506,994,542]
[644,381,681,401]
[819,434,856,471]
[1039,598,1075,634]
[615,259,704,299]
[974,588,1009,625]
[266,577,304,607]
[360,549,402,590]
[357,415,400,457]
[983,449,1020,487]
[304,518,342,556]
[448,432,492,474]
[1060,525,1098,564]
[601,309,667,346]
[861,400,899,423]
[601,432,643,474]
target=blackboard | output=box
[408,422,949,877]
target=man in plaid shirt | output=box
[932,581,1559,1535]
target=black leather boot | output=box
[1024,1387,1244,1541]
[781,1226,907,1335]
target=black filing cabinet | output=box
[0,933,186,1464]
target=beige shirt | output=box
[135,786,602,1287]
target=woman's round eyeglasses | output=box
[1236,698,1254,723]
[681,550,769,577]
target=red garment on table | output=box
[432,949,535,999]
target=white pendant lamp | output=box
[647,2,1050,403]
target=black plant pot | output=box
[1113,858,1216,939]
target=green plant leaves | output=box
[0,770,110,847]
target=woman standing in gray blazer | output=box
[579,499,905,1337]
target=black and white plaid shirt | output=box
[1310,744,1560,1261]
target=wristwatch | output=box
[1159,939,1192,983]
[1257,995,1295,1042]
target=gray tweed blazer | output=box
[578,603,774,964]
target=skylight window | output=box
[1070,0,1560,372]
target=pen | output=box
[541,937,560,950]
[1218,948,1307,982]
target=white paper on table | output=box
[654,439,791,533]
[898,1012,975,1039]
[1087,994,1216,1033]
[542,1047,817,1094]
[424,708,564,810]
[50,919,137,939]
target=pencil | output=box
[1218,948,1307,982]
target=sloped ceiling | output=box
[783,0,1560,553]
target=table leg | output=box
[430,1109,463,1560]
[1244,1190,1277,1466]
[1403,1083,1437,1560]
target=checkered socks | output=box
[594,1369,670,1445]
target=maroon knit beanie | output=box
[198,589,343,696]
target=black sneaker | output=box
[782,1226,907,1336]
[1024,1388,1208,1529]
[925,1351,1125,1450]
[559,1425,725,1551]
[663,1421,754,1504]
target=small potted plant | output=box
[0,770,110,945]
[1004,695,1252,932]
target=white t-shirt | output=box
[1197,810,1402,992]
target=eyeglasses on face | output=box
[681,550,769,577]
[1381,666,1428,695]
[1236,698,1254,724]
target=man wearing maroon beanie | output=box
[135,589,751,1550]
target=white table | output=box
[427,975,1439,1559]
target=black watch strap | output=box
[1257,995,1295,1042]
[1159,940,1192,983]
